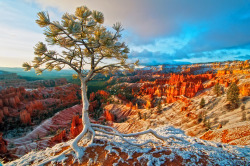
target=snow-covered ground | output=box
[5,125,249,166]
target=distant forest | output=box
[0,67,111,96]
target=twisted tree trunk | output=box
[70,76,93,159]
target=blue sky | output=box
[0,0,250,67]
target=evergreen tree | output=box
[138,112,142,119]
[205,119,211,131]
[213,83,221,97]
[157,100,162,114]
[22,6,170,163]
[227,82,239,109]
[200,98,205,108]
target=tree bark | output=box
[70,76,90,159]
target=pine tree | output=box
[157,100,162,114]
[23,6,170,164]
[213,83,221,97]
[227,82,239,109]
[138,112,142,119]
[205,119,211,131]
[200,98,205,108]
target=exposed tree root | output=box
[36,123,184,165]
[38,148,71,166]
[91,123,187,143]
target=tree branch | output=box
[44,52,79,73]
[50,22,93,54]
[93,63,121,73]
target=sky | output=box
[0,0,250,67]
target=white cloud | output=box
[131,36,190,55]
[0,25,44,67]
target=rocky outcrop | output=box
[103,110,114,122]
[200,122,250,145]
[138,73,213,106]
[154,74,208,102]
[50,130,67,143]
[217,70,231,76]
[239,83,250,96]
[5,125,249,166]
[103,104,138,123]
[70,115,83,138]
[7,104,82,156]
[217,69,250,76]
[88,90,110,120]
[0,84,81,129]
[20,110,31,125]
[0,133,7,154]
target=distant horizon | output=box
[0,59,249,69]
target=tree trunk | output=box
[80,77,90,126]
[70,76,91,158]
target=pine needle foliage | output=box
[157,100,162,114]
[227,82,239,109]
[200,98,205,108]
[213,83,221,97]
[23,6,139,78]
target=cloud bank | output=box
[1,0,250,67]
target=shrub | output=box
[204,119,211,131]
[143,113,147,120]
[227,82,239,109]
[241,105,245,111]
[241,111,246,121]
[138,112,142,119]
[157,100,162,114]
[197,113,203,123]
[213,83,221,97]
[200,98,205,108]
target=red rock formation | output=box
[217,69,250,76]
[195,81,204,92]
[224,81,229,87]
[200,124,250,145]
[104,110,114,122]
[132,103,138,110]
[217,70,227,76]
[0,109,3,123]
[8,105,82,157]
[70,115,83,138]
[89,92,95,101]
[126,102,133,108]
[139,73,213,105]
[145,100,153,109]
[14,95,20,105]
[181,106,187,112]
[50,130,67,143]
[88,90,110,119]
[9,97,17,108]
[244,60,249,68]
[232,69,250,75]
[0,99,3,108]
[3,98,9,106]
[89,100,99,112]
[20,110,31,125]
[3,107,9,116]
[0,133,8,154]
[239,83,250,96]
[97,90,110,98]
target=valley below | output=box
[1,60,250,165]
